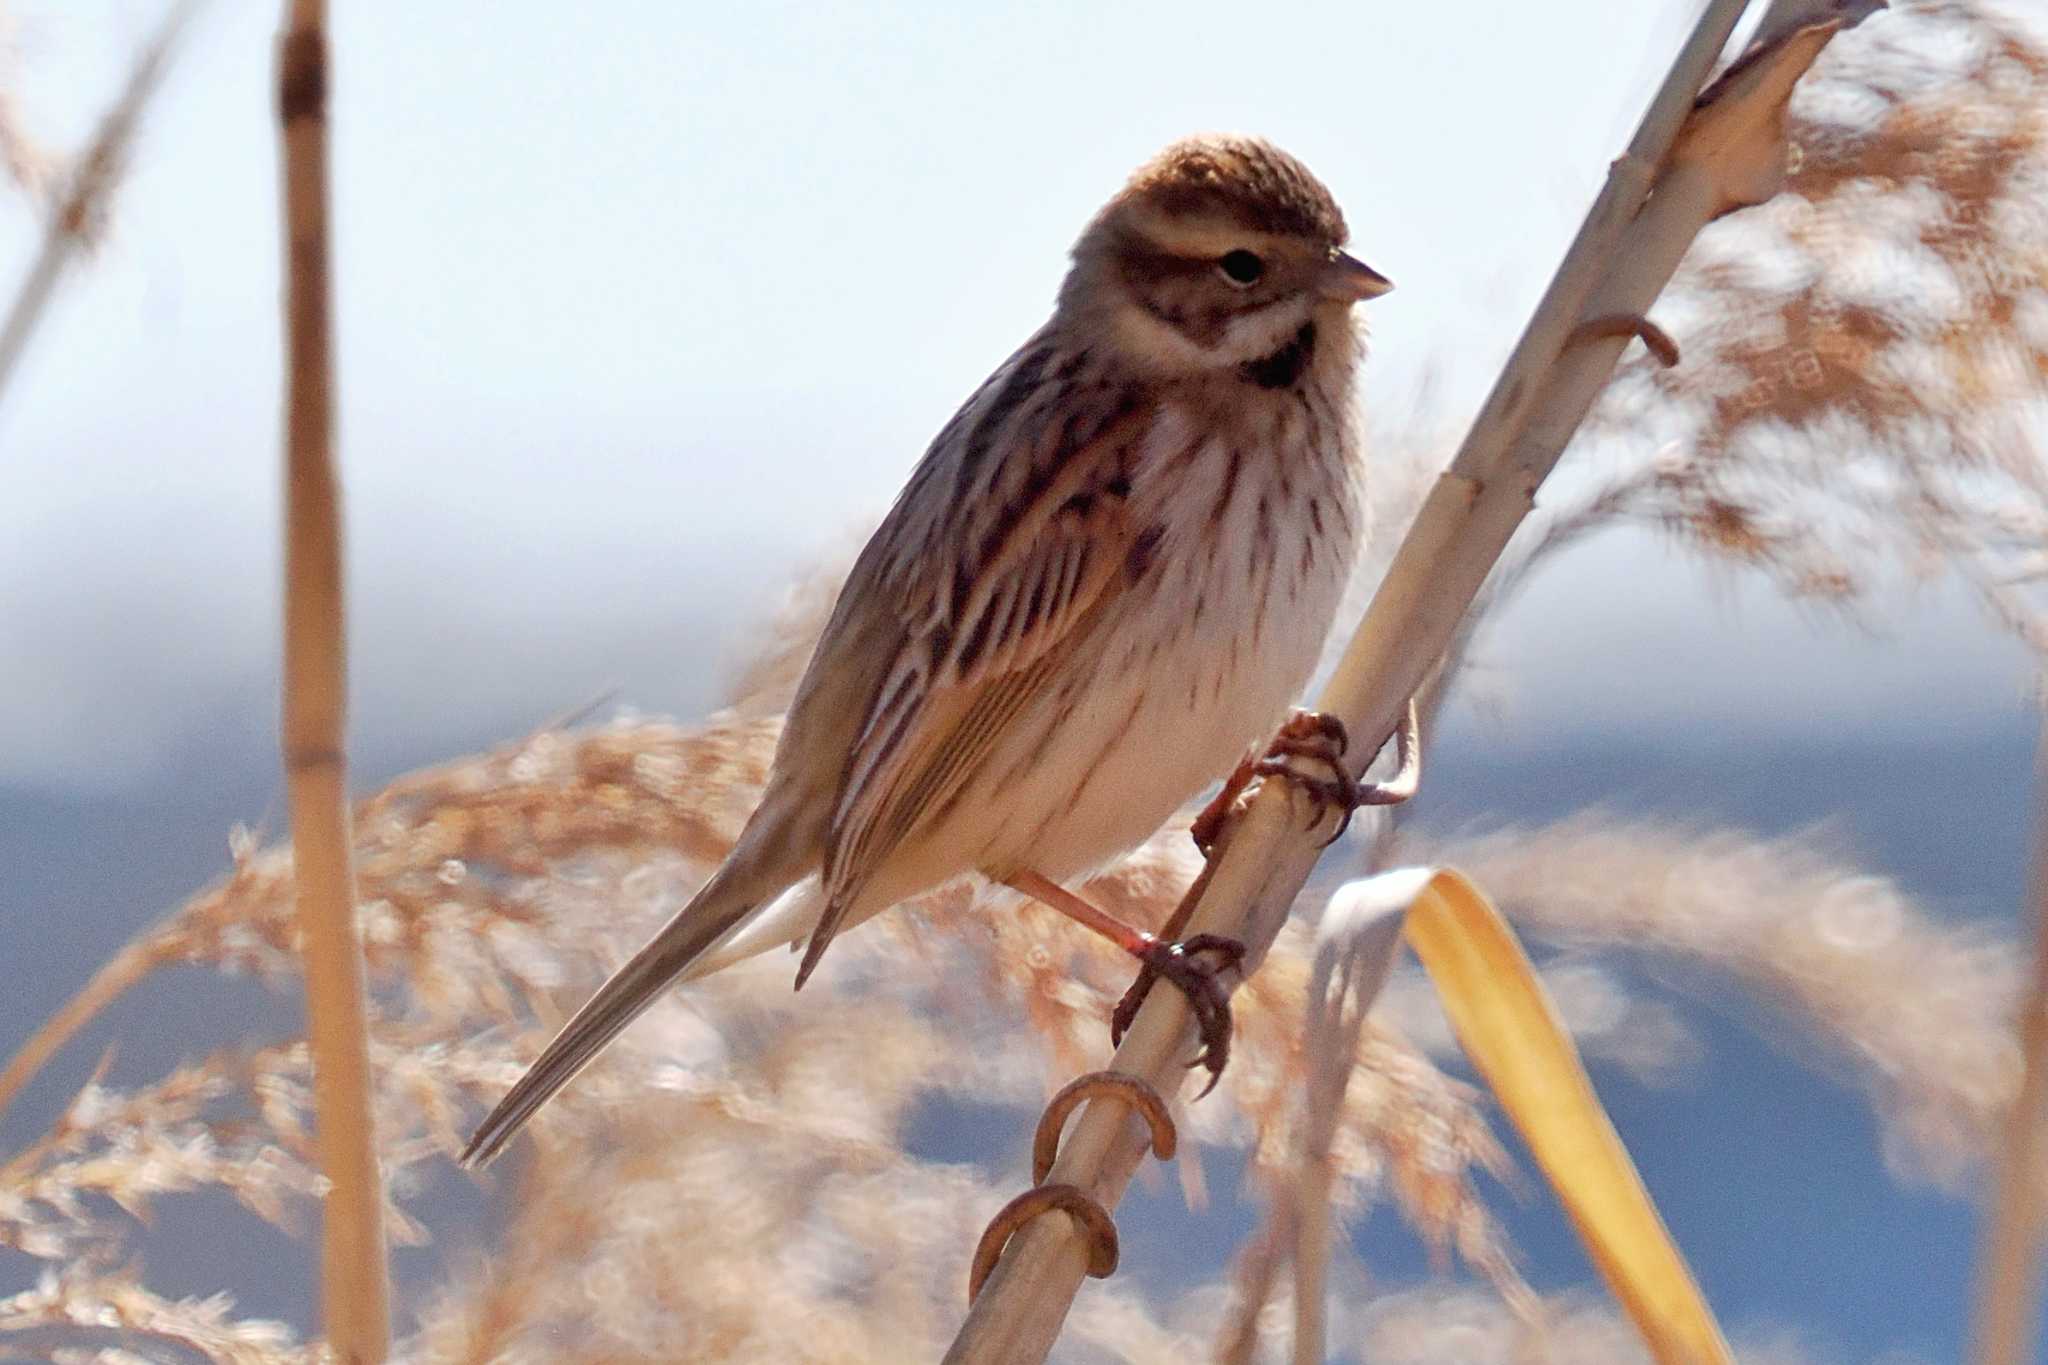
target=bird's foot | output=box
[1109,932,1244,1097]
[1256,708,1362,844]
[1114,704,1426,1092]
[1254,701,1424,843]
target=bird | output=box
[461,133,1391,1168]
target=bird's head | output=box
[1062,134,1390,380]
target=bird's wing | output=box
[791,350,1155,984]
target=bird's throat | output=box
[1239,321,1317,390]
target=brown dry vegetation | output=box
[3,1,2048,1361]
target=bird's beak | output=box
[1319,250,1393,302]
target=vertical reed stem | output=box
[277,4,390,1358]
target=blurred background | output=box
[0,1,2042,1361]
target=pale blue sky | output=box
[0,0,2034,790]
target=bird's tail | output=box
[459,844,800,1168]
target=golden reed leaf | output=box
[1404,869,1732,1365]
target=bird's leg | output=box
[1005,869,1243,1094]
[1189,755,1258,858]
[1109,863,1209,1052]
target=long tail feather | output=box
[459,853,794,1168]
[677,877,827,985]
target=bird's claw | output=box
[1191,710,1354,857]
[1110,933,1244,1097]
[1135,705,1422,1088]
[1258,708,1361,845]
[1286,707,1349,755]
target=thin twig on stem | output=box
[0,942,155,1121]
[1969,724,2048,1365]
[277,3,389,1360]
[943,3,1880,1362]
[0,0,199,414]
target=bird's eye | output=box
[1218,249,1264,286]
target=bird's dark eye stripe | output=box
[1218,249,1264,285]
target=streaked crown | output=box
[1115,135,1348,247]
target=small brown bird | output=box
[462,134,1390,1167]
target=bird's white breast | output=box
[959,387,1364,884]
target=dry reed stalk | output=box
[1970,725,2048,1365]
[0,0,197,412]
[0,940,156,1120]
[1240,868,1733,1365]
[0,0,202,1124]
[1286,875,1412,1365]
[276,2,390,1359]
[944,4,1880,1361]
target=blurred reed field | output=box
[2,0,2048,1362]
